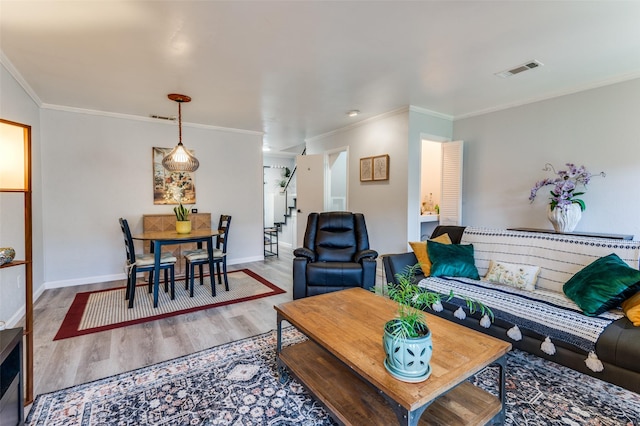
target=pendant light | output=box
[162,93,200,172]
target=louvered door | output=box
[439,141,463,226]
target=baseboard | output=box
[45,273,127,289]
[42,256,264,290]
[228,256,264,265]
[3,307,25,329]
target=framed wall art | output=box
[372,154,389,181]
[153,147,197,205]
[360,157,373,182]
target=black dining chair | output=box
[119,218,177,308]
[184,214,232,297]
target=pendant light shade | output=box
[162,94,200,172]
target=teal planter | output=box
[383,320,433,382]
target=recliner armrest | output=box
[354,249,378,263]
[292,257,309,299]
[293,247,316,262]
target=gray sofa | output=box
[382,225,640,393]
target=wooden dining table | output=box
[132,229,222,307]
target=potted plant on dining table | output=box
[174,203,192,234]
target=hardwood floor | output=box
[28,246,385,400]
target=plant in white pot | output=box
[529,163,605,233]
[380,264,493,382]
[174,203,192,234]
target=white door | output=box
[440,140,463,225]
[296,154,325,247]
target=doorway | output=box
[326,149,348,211]
[295,147,349,247]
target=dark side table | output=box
[508,227,633,240]
[0,327,23,426]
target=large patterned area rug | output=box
[28,329,640,425]
[54,269,285,340]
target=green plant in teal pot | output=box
[379,264,492,382]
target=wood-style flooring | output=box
[28,246,385,400]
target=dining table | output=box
[132,229,222,307]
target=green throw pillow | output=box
[427,240,480,280]
[563,253,640,316]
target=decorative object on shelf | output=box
[173,203,192,233]
[278,167,291,188]
[379,264,492,382]
[421,193,435,215]
[162,94,200,173]
[529,163,605,232]
[0,247,15,265]
[547,203,582,233]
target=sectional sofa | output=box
[382,226,640,393]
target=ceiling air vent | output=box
[495,60,544,78]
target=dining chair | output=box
[119,218,177,308]
[184,214,232,297]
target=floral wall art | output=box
[360,154,389,182]
[153,147,196,205]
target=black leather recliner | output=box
[293,211,379,299]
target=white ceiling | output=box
[2,1,640,155]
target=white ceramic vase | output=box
[547,204,582,233]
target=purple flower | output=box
[529,163,604,211]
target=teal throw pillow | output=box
[427,240,480,280]
[563,253,640,316]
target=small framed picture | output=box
[372,154,389,181]
[360,157,373,182]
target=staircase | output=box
[272,148,304,232]
[274,191,296,231]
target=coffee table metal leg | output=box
[491,355,507,424]
[383,353,508,426]
[380,391,431,426]
[275,314,289,383]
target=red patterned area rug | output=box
[53,269,285,340]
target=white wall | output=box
[0,62,44,326]
[39,108,265,287]
[306,110,409,255]
[453,77,640,239]
[306,108,453,256]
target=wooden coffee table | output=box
[274,288,511,425]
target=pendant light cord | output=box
[178,101,183,145]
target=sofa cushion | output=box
[621,292,640,326]
[484,260,540,291]
[409,233,452,276]
[427,240,480,279]
[563,253,640,316]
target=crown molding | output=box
[409,105,453,121]
[41,103,263,136]
[453,71,640,121]
[0,50,43,106]
[306,106,410,143]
